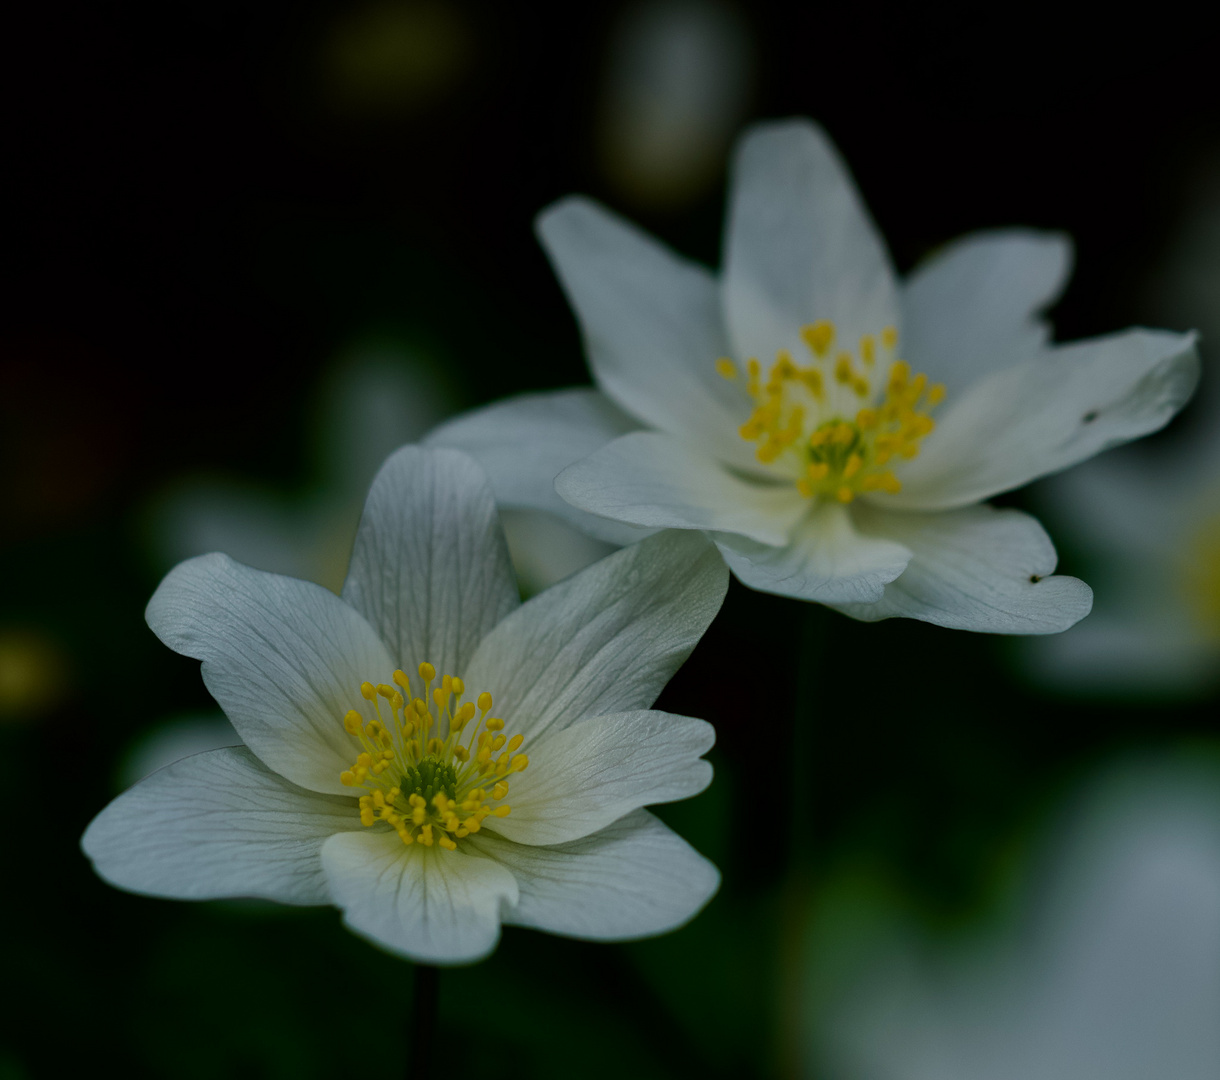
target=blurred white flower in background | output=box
[1024,172,1220,695]
[149,345,453,593]
[802,756,1220,1080]
[597,0,753,207]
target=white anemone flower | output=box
[803,757,1220,1080]
[429,118,1200,633]
[83,446,726,964]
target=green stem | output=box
[409,964,438,1079]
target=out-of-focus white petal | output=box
[464,531,727,743]
[536,196,763,473]
[341,446,518,681]
[555,431,807,544]
[426,388,650,545]
[320,830,518,965]
[470,809,719,939]
[82,747,356,905]
[722,118,899,365]
[486,710,713,846]
[890,329,1200,510]
[145,554,394,795]
[829,503,1093,634]
[902,229,1073,395]
[713,502,911,604]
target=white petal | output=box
[555,431,807,544]
[486,709,713,846]
[464,531,727,743]
[469,809,719,940]
[889,329,1200,510]
[341,446,519,681]
[829,503,1093,633]
[82,747,356,905]
[321,830,518,965]
[722,118,899,365]
[536,197,762,472]
[713,501,911,603]
[425,388,650,545]
[146,554,395,795]
[902,229,1073,395]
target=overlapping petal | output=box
[470,810,719,940]
[556,431,807,544]
[341,445,519,679]
[829,503,1093,633]
[82,747,359,904]
[425,388,650,545]
[321,830,519,964]
[487,710,713,846]
[537,196,762,473]
[713,502,911,604]
[464,530,727,743]
[722,118,899,364]
[146,553,395,795]
[889,328,1200,511]
[901,229,1073,395]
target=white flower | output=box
[1022,388,1220,695]
[83,446,726,964]
[429,119,1200,633]
[803,758,1220,1080]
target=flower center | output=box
[1180,511,1220,642]
[338,662,529,851]
[716,321,944,503]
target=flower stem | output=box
[409,964,439,1079]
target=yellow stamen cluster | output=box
[717,321,944,503]
[338,663,529,851]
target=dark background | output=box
[3,2,1218,1077]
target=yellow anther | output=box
[360,682,377,701]
[860,335,876,365]
[834,354,854,383]
[343,710,363,735]
[801,320,835,357]
[507,733,524,752]
[491,734,506,751]
[420,825,433,846]
[881,326,898,350]
[453,745,469,762]
[843,453,863,480]
[399,830,414,846]
[716,357,737,379]
[438,835,457,851]
[485,717,505,731]
[856,408,878,430]
[836,487,855,503]
[492,782,509,800]
[511,754,530,772]
[392,669,410,689]
[340,770,357,786]
[477,691,493,712]
[452,676,464,695]
[492,806,512,818]
[441,674,452,694]
[413,698,427,715]
[418,662,435,683]
[427,737,445,755]
[432,687,446,706]
[927,383,946,406]
[455,702,476,726]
